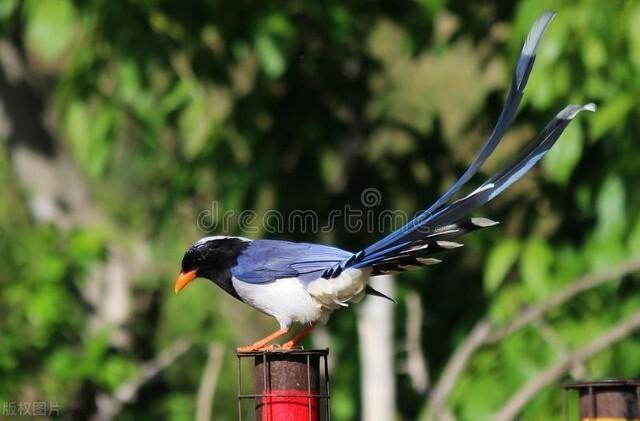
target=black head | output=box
[175,236,250,294]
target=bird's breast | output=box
[231,276,324,328]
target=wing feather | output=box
[232,240,353,283]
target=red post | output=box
[237,349,330,420]
[255,353,319,420]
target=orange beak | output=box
[175,270,197,294]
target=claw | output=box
[260,344,282,351]
[281,341,301,350]
[237,343,285,352]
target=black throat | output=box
[182,237,250,301]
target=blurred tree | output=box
[1,0,640,420]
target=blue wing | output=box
[231,239,353,284]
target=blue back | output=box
[231,239,353,283]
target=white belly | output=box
[232,276,324,328]
[232,268,372,328]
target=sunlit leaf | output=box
[24,0,75,65]
[255,14,295,78]
[628,5,640,68]
[628,213,640,256]
[589,94,633,140]
[542,120,582,184]
[595,174,626,238]
[484,239,521,293]
[256,34,285,78]
[178,91,213,159]
[520,238,553,299]
[98,357,139,391]
[581,35,607,71]
[0,0,18,20]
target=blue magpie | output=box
[175,11,595,352]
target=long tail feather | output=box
[360,11,555,260]
[369,218,497,276]
[348,103,595,270]
[422,11,555,214]
[483,103,597,199]
[319,12,595,280]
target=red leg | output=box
[237,328,289,352]
[282,324,316,349]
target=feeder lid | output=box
[564,378,640,390]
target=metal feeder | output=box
[564,379,640,420]
[237,349,330,420]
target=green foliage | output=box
[2,0,640,420]
[542,122,582,184]
[484,238,520,294]
[24,0,76,65]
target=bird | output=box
[174,11,595,352]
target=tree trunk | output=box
[357,274,396,421]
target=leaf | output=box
[320,148,342,188]
[24,0,75,65]
[0,0,18,20]
[554,246,585,286]
[595,174,626,238]
[68,229,106,266]
[255,14,295,78]
[581,35,607,71]
[542,119,583,184]
[553,61,571,94]
[584,230,627,273]
[489,284,527,324]
[65,101,90,159]
[484,239,521,293]
[628,212,640,256]
[417,0,444,15]
[79,333,109,377]
[65,101,113,176]
[98,357,139,391]
[589,94,633,140]
[520,238,553,299]
[256,33,286,78]
[628,4,640,69]
[178,91,213,159]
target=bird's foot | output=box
[236,343,284,352]
[236,344,259,353]
[236,328,290,353]
[281,340,302,350]
[259,344,282,351]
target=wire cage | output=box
[563,379,640,420]
[236,349,331,421]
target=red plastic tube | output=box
[257,389,319,421]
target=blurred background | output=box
[2,0,640,419]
